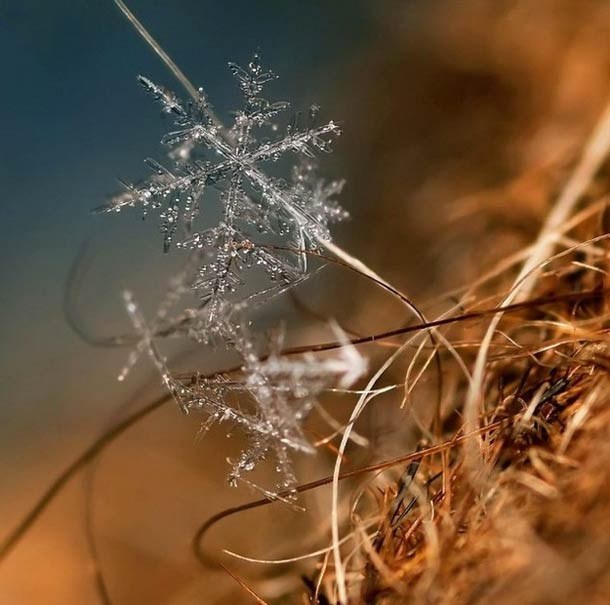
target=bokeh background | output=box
[0,1,377,603]
[4,1,610,603]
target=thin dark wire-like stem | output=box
[0,393,170,562]
[192,420,505,567]
[173,287,610,382]
[83,459,112,605]
[261,245,446,426]
[2,287,603,564]
[220,563,271,605]
[63,239,135,347]
[277,287,610,354]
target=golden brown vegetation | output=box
[324,2,610,603]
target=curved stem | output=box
[0,393,171,562]
[192,420,505,567]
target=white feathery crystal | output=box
[106,54,365,494]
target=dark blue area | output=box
[0,0,372,382]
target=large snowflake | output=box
[102,54,345,332]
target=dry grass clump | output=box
[195,4,610,601]
[278,157,610,604]
[318,4,610,603]
[324,142,610,603]
[359,311,610,604]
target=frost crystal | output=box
[102,54,344,281]
[122,293,366,496]
[105,54,362,493]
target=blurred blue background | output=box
[1,0,372,384]
[0,2,378,603]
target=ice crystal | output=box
[101,54,343,296]
[122,293,366,494]
[105,54,362,493]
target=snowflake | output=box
[104,53,361,493]
[101,54,344,333]
[122,292,366,496]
